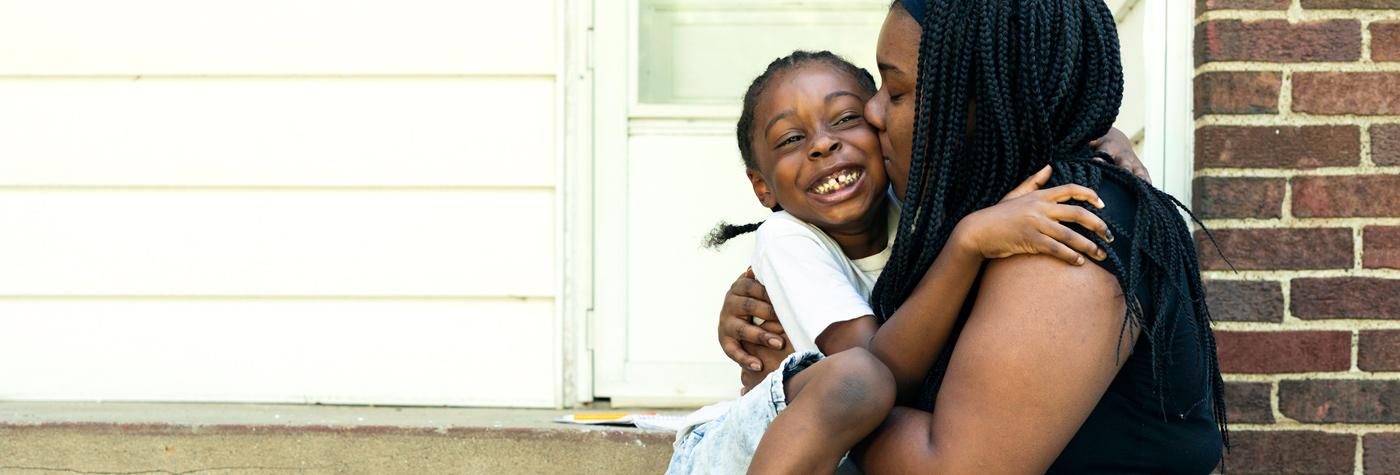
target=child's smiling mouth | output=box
[806,166,866,204]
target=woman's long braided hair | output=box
[705,50,878,248]
[870,0,1227,447]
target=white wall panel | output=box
[0,190,554,297]
[0,79,555,187]
[623,133,767,366]
[0,0,556,75]
[0,299,556,407]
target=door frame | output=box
[1141,0,1196,203]
[561,0,596,408]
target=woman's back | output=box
[1047,176,1223,473]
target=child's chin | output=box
[814,195,880,226]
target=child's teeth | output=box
[813,169,864,195]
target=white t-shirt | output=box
[751,199,900,354]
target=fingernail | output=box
[1095,198,1106,209]
[1075,255,1085,266]
[1105,229,1115,243]
[768,338,783,348]
[749,362,761,371]
[1097,249,1107,260]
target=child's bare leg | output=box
[747,348,896,475]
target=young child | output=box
[668,51,1111,475]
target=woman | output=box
[716,1,1225,472]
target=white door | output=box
[590,0,1192,406]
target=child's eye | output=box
[890,93,907,104]
[835,114,862,126]
[777,135,804,147]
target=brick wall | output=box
[1195,1,1400,473]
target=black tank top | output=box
[1047,177,1223,474]
[916,176,1224,474]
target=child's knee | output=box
[821,349,896,414]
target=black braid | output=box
[873,0,1228,450]
[706,50,878,248]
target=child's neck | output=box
[822,204,889,260]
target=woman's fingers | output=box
[722,295,782,346]
[1039,184,1105,209]
[1042,221,1106,262]
[720,335,762,372]
[1032,233,1087,266]
[719,315,781,370]
[1046,204,1113,243]
[1002,165,1054,201]
[758,319,785,335]
[730,272,770,302]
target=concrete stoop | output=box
[0,403,677,474]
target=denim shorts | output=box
[665,351,862,475]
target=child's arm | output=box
[817,166,1112,399]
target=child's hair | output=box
[705,50,878,249]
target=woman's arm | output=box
[817,177,1111,397]
[715,130,1140,377]
[858,254,1132,474]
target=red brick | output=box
[1196,228,1353,270]
[1375,124,1400,167]
[1368,433,1400,475]
[1280,380,1400,422]
[1303,0,1400,7]
[1215,331,1351,373]
[1224,431,1356,474]
[1293,175,1400,218]
[1360,330,1400,371]
[1198,0,1291,9]
[1206,280,1284,322]
[1366,226,1400,270]
[1194,72,1281,117]
[1192,177,1284,219]
[1294,72,1400,115]
[1225,382,1275,423]
[1195,20,1360,64]
[1375,22,1400,62]
[1292,278,1400,319]
[1195,126,1359,169]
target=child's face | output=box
[748,64,889,235]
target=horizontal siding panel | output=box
[0,0,555,75]
[0,190,554,296]
[0,299,555,406]
[0,79,555,187]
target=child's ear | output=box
[746,169,778,209]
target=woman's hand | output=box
[1090,127,1151,184]
[718,269,789,374]
[739,335,794,395]
[952,166,1113,266]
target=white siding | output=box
[0,300,555,407]
[0,191,553,297]
[0,0,555,75]
[0,80,556,187]
[0,0,560,406]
